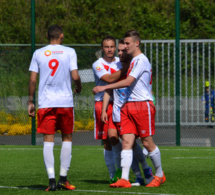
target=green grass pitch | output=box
[0,145,214,195]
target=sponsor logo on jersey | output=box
[44,50,51,56]
[52,51,64,55]
[96,66,102,71]
[44,50,63,57]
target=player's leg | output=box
[141,136,165,187]
[110,105,123,181]
[121,134,135,180]
[56,107,75,190]
[37,108,57,191]
[103,138,116,183]
[132,141,153,185]
[43,134,56,191]
[108,127,122,182]
[110,133,135,188]
[110,103,137,188]
[205,106,209,122]
[57,133,75,190]
[131,156,145,186]
[100,102,118,183]
[143,147,149,158]
[135,101,165,187]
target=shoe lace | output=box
[151,176,161,185]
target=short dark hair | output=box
[118,38,124,44]
[101,35,116,47]
[48,25,63,40]
[124,30,141,44]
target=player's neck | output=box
[132,49,142,58]
[50,39,63,45]
[103,56,115,63]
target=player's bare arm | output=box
[100,66,129,84]
[28,71,37,117]
[101,89,112,123]
[71,69,82,93]
[93,75,135,95]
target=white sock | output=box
[43,142,55,179]
[121,149,133,181]
[60,141,72,176]
[112,141,122,170]
[133,143,149,170]
[149,146,163,177]
[131,156,142,179]
[143,147,149,158]
[104,149,116,179]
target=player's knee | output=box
[109,136,119,146]
[62,133,72,142]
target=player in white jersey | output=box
[101,39,153,186]
[92,35,129,184]
[93,30,165,188]
[28,25,82,191]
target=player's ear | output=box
[60,33,64,44]
[135,40,140,48]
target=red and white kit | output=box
[29,44,78,134]
[120,53,155,137]
[92,57,121,139]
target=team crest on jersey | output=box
[44,50,51,56]
[96,66,102,71]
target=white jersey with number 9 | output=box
[29,44,78,108]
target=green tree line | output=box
[0,0,215,44]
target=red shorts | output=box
[94,101,116,139]
[37,107,74,134]
[120,101,155,137]
[113,122,121,135]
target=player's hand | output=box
[101,112,108,124]
[28,102,35,117]
[92,86,106,95]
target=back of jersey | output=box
[29,44,78,108]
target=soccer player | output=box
[201,81,215,124]
[28,25,82,191]
[101,38,153,186]
[92,35,128,183]
[93,30,166,188]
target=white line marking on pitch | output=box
[172,156,215,159]
[75,189,174,195]
[0,186,174,195]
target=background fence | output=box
[1,40,215,146]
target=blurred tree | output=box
[0,0,215,44]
